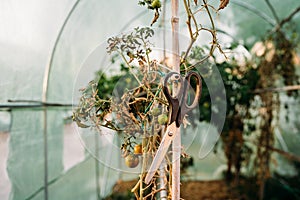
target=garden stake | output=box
[171,0,180,199]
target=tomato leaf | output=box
[218,0,229,10]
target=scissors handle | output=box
[145,72,201,184]
[183,71,202,109]
[163,72,183,124]
[177,71,202,125]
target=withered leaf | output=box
[75,120,90,128]
[218,0,229,11]
[151,9,160,26]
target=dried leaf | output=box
[150,9,159,26]
[75,120,90,128]
[127,51,135,63]
[194,0,198,5]
[218,0,229,11]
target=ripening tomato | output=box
[125,154,139,168]
[134,144,142,155]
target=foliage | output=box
[72,0,234,198]
[73,17,220,199]
[73,0,300,199]
[73,27,173,198]
[107,27,154,56]
[252,28,299,198]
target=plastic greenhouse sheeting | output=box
[1,0,300,200]
[0,0,154,199]
[7,110,64,199]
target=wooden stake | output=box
[171,0,180,199]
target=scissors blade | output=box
[145,122,177,184]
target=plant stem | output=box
[119,52,143,86]
[119,51,166,104]
[140,127,149,200]
[181,0,197,63]
[273,5,300,32]
[203,0,215,33]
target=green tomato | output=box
[151,107,161,116]
[203,102,210,108]
[158,114,168,125]
[151,0,161,9]
[125,77,131,84]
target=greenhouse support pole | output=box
[171,0,180,199]
[41,1,81,200]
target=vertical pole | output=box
[159,159,168,199]
[95,133,101,199]
[162,0,167,64]
[43,111,48,200]
[171,0,180,199]
[159,2,168,199]
[41,1,81,199]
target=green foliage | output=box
[185,46,259,130]
[96,64,130,100]
[107,27,154,55]
[73,27,163,133]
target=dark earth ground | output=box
[105,176,300,200]
[105,178,258,200]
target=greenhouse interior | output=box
[1,0,300,199]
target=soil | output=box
[105,178,258,200]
